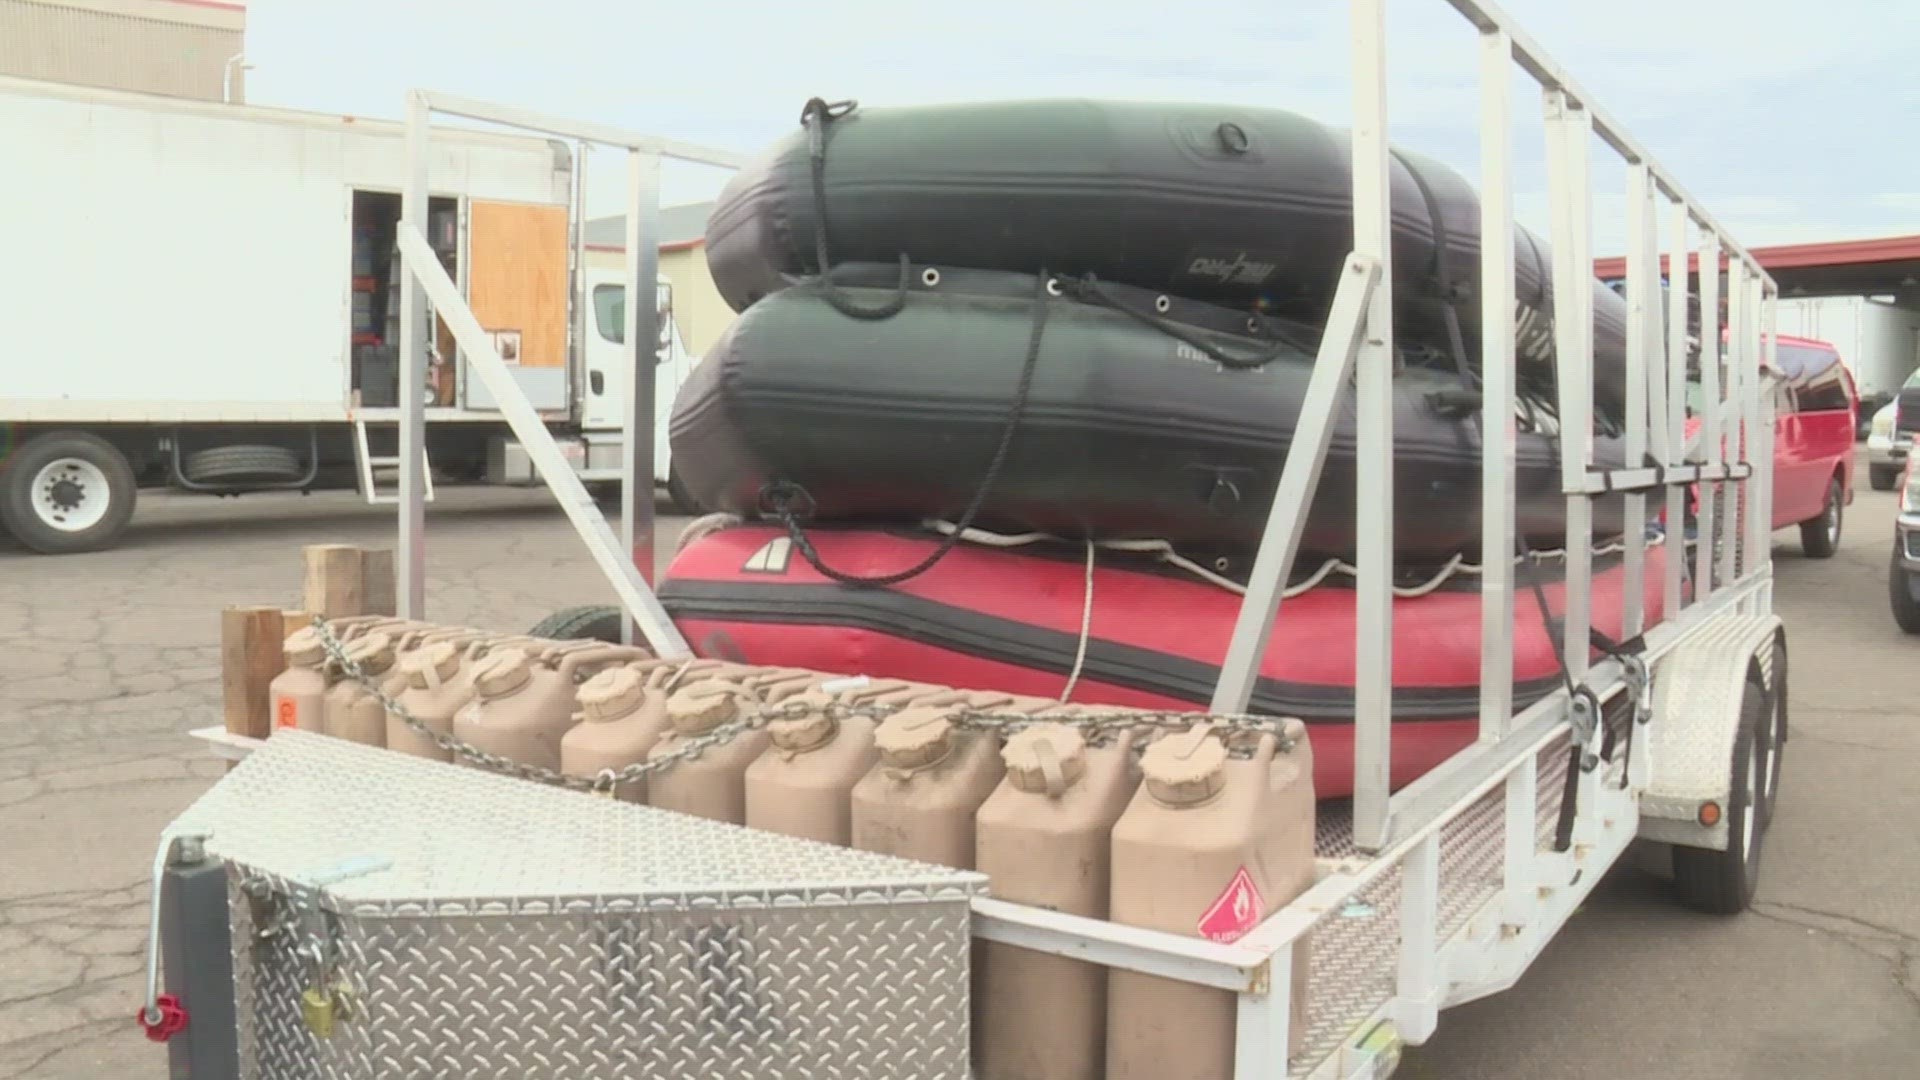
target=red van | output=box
[1686,334,1856,558]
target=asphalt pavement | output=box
[0,467,1913,1078]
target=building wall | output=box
[587,244,736,357]
[0,0,246,102]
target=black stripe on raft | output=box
[658,579,1565,724]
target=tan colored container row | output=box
[267,617,1318,1079]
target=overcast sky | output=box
[247,0,1918,251]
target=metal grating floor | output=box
[1290,702,1632,1075]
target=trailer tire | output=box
[0,431,138,554]
[1671,678,1769,915]
[1869,464,1898,492]
[182,445,303,485]
[528,605,626,644]
[1761,638,1786,828]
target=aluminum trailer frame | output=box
[246,0,1784,1075]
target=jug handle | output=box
[556,645,651,682]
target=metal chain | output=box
[309,617,1307,794]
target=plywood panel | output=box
[469,200,569,368]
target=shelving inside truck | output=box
[348,190,459,409]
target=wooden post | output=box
[221,606,285,741]
[281,609,313,639]
[302,544,398,619]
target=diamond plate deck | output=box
[179,731,982,1080]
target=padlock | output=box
[301,985,335,1038]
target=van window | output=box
[1782,344,1851,412]
[593,284,625,344]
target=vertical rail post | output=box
[397,90,431,620]
[1742,271,1768,576]
[1210,257,1379,714]
[1545,91,1600,846]
[1761,283,1778,612]
[1622,163,1651,639]
[1476,28,1517,746]
[1394,833,1442,1042]
[1639,181,1670,630]
[619,151,664,644]
[1233,943,1295,1076]
[1349,0,1397,853]
[1664,201,1689,614]
[1543,91,1592,681]
[1694,235,1722,598]
[1721,258,1747,586]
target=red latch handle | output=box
[137,994,188,1042]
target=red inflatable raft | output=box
[658,526,1668,797]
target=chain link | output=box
[309,618,1307,795]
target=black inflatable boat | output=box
[705,98,1630,424]
[669,268,1626,571]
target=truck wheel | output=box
[1671,678,1768,914]
[1889,547,1920,634]
[528,605,625,644]
[0,431,138,554]
[1798,478,1842,558]
[1869,464,1898,492]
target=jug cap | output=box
[283,627,328,668]
[578,666,649,722]
[766,690,839,752]
[874,706,959,770]
[473,647,535,699]
[1140,724,1228,806]
[400,640,464,690]
[666,680,744,734]
[343,632,397,677]
[1002,723,1088,795]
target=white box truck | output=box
[1775,295,1920,429]
[0,75,695,554]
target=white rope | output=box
[921,519,1660,599]
[1060,537,1095,703]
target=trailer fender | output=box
[1639,612,1784,850]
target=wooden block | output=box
[222,606,285,741]
[281,610,313,639]
[302,544,397,619]
[360,548,396,618]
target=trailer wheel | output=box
[528,605,625,644]
[1761,638,1787,828]
[0,431,138,554]
[1671,678,1769,914]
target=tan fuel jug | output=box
[381,626,481,695]
[645,676,815,824]
[559,664,678,800]
[744,680,955,845]
[321,632,398,746]
[269,627,333,734]
[975,722,1140,1080]
[848,691,1044,869]
[386,639,487,761]
[452,645,644,772]
[1106,720,1316,1078]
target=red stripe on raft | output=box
[663,527,1668,798]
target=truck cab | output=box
[578,270,699,495]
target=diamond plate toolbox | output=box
[170,730,984,1080]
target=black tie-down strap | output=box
[1519,539,1652,852]
[759,270,1055,589]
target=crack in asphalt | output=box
[1752,900,1920,1017]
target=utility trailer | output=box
[150,0,1788,1075]
[0,75,718,555]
